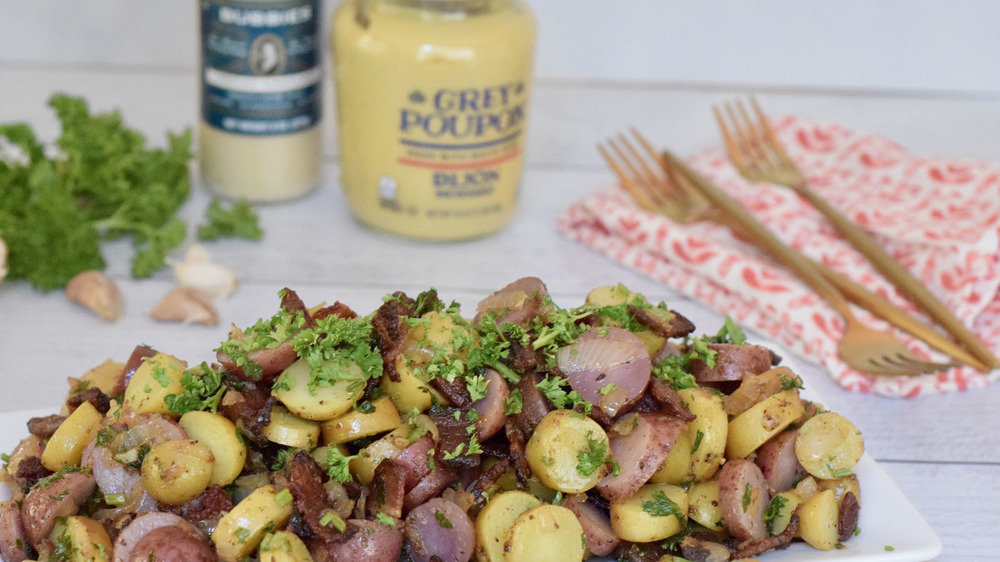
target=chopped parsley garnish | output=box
[576,431,619,477]
[292,314,382,393]
[691,429,704,454]
[764,495,787,535]
[164,362,225,415]
[375,512,396,527]
[652,333,719,389]
[641,490,684,524]
[742,483,754,512]
[197,198,262,242]
[320,510,346,532]
[712,316,747,344]
[536,375,590,412]
[274,488,293,507]
[327,447,357,483]
[435,510,453,529]
[216,302,306,380]
[504,388,523,415]
[779,372,805,390]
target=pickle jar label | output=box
[201,0,321,136]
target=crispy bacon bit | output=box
[218,382,274,447]
[628,305,696,339]
[288,450,341,544]
[838,492,861,542]
[371,293,415,383]
[65,387,112,415]
[430,376,472,409]
[156,485,233,526]
[732,513,800,559]
[312,301,358,321]
[364,459,407,520]
[503,419,532,482]
[27,414,65,440]
[468,458,511,514]
[510,370,550,437]
[429,407,480,471]
[13,456,52,491]
[649,378,696,422]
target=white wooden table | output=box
[2,26,1000,562]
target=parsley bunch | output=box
[0,94,192,289]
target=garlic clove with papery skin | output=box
[170,244,239,299]
[150,287,219,326]
[0,235,8,286]
[65,270,123,321]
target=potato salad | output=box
[0,278,865,562]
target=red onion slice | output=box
[557,327,651,417]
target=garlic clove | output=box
[0,235,8,286]
[150,287,220,326]
[170,244,239,299]
[65,270,123,321]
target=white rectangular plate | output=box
[0,358,942,562]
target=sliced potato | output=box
[648,430,692,485]
[817,474,861,506]
[71,358,124,396]
[123,352,187,415]
[381,354,444,412]
[585,284,634,307]
[726,388,805,459]
[350,424,414,484]
[41,400,103,471]
[795,412,864,479]
[503,504,585,562]
[320,396,401,445]
[766,490,803,536]
[262,404,321,449]
[213,485,294,562]
[677,387,728,481]
[273,358,365,421]
[474,490,542,562]
[259,529,315,562]
[49,515,112,562]
[610,483,688,543]
[179,410,247,486]
[686,480,725,533]
[141,439,216,505]
[525,409,610,493]
[797,488,839,550]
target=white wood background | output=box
[1,1,999,560]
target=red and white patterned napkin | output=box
[557,116,1000,397]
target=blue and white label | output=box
[201,0,321,136]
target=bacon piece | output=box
[65,386,111,415]
[732,514,800,559]
[364,459,407,520]
[111,345,157,397]
[371,293,414,383]
[27,415,65,440]
[838,492,861,542]
[287,450,341,544]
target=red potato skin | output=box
[690,343,774,383]
[754,429,808,495]
[217,341,299,383]
[127,524,215,562]
[20,471,97,548]
[472,368,510,441]
[597,413,686,503]
[403,497,476,562]
[0,500,32,562]
[565,496,620,556]
[325,519,404,561]
[718,458,770,542]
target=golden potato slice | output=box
[262,404,320,449]
[765,490,803,536]
[795,412,864,479]
[503,504,585,562]
[259,529,315,562]
[321,396,401,445]
[686,480,725,533]
[50,515,112,562]
[726,389,804,459]
[525,409,610,493]
[648,430,693,485]
[273,358,364,421]
[214,486,294,562]
[474,490,542,562]
[797,488,840,550]
[123,352,187,415]
[141,439,215,505]
[179,411,247,486]
[41,400,103,471]
[610,483,688,543]
[677,387,728,481]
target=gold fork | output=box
[598,130,962,376]
[714,98,999,371]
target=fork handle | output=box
[795,187,1000,370]
[665,152,855,319]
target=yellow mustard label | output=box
[332,0,536,240]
